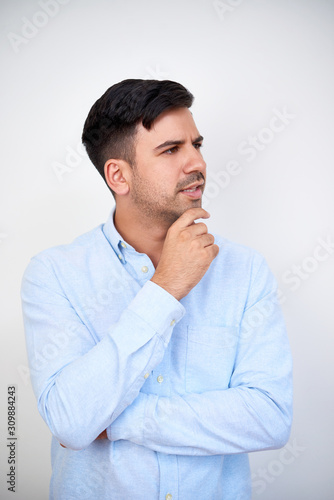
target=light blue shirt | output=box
[21,211,293,500]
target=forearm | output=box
[108,287,293,456]
[108,380,292,456]
[40,324,164,450]
[22,271,184,450]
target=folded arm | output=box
[21,257,184,451]
[107,272,293,455]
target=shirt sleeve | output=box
[107,259,293,456]
[21,256,185,450]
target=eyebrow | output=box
[153,135,204,151]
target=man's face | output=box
[128,107,206,226]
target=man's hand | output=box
[96,429,107,440]
[151,208,219,301]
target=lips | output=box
[179,182,204,199]
[179,180,205,193]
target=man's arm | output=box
[22,208,218,451]
[22,269,183,450]
[106,261,293,455]
[61,429,107,447]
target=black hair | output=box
[82,79,194,193]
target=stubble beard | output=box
[130,169,204,228]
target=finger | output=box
[176,208,210,229]
[199,233,215,247]
[190,222,208,236]
[211,243,220,258]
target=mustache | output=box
[176,172,205,191]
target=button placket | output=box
[157,452,178,500]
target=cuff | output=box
[127,280,185,344]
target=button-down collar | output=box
[102,209,130,263]
[102,209,154,284]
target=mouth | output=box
[179,180,204,199]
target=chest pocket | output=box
[185,326,238,393]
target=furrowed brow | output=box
[193,135,204,144]
[153,135,204,151]
[153,140,185,151]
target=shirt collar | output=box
[102,208,156,283]
[102,209,130,263]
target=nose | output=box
[183,145,206,175]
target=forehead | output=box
[135,107,200,148]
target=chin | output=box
[189,199,202,208]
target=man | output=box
[21,79,293,499]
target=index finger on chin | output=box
[176,208,210,228]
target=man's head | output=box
[82,79,194,191]
[82,79,206,226]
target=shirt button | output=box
[120,242,127,248]
[141,266,149,273]
[170,319,176,326]
[144,372,150,379]
[157,375,164,383]
[166,494,173,500]
[118,254,122,260]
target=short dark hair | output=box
[82,79,194,192]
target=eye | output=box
[194,142,203,150]
[163,146,179,154]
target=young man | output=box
[21,79,293,499]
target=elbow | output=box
[273,422,292,450]
[38,401,96,451]
[50,419,97,451]
[281,410,293,448]
[268,405,293,450]
[46,414,94,451]
[54,431,92,451]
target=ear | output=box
[104,159,131,196]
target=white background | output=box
[1,0,333,498]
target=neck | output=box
[113,204,169,268]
